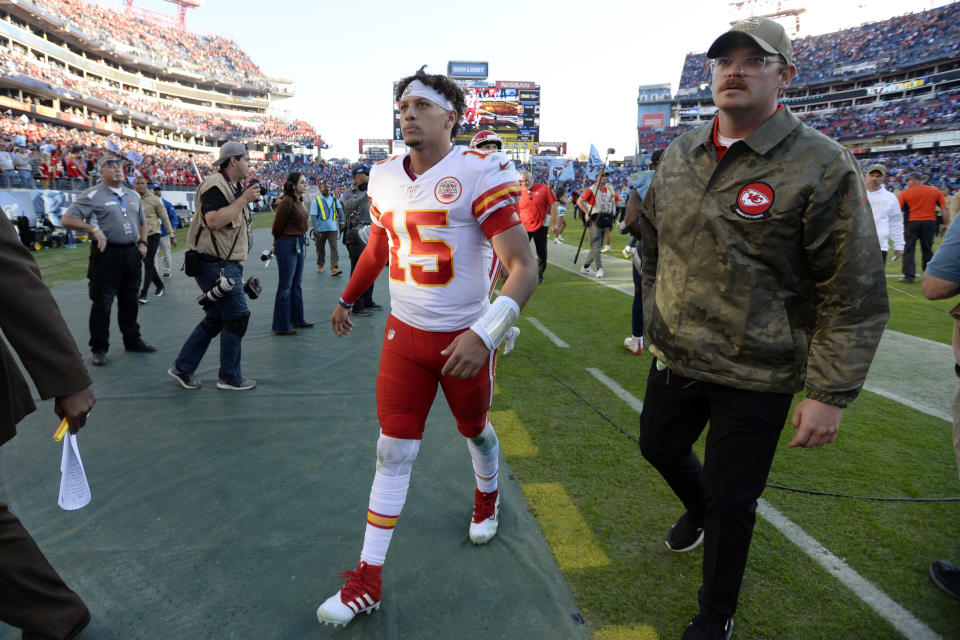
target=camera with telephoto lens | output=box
[197,276,234,306]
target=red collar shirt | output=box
[518,183,557,232]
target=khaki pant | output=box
[155,235,172,276]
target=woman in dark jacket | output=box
[271,172,313,335]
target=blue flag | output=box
[106,136,121,154]
[126,150,143,165]
[586,144,605,181]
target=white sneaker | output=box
[596,268,604,278]
[556,235,563,243]
[553,237,560,244]
[469,489,500,545]
[580,265,595,276]
[502,326,520,355]
[624,336,643,355]
[601,244,611,253]
[622,246,633,258]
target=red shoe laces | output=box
[472,489,498,523]
[338,562,380,600]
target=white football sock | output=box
[467,421,499,493]
[359,434,420,566]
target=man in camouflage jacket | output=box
[638,17,889,640]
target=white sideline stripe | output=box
[586,368,644,414]
[586,366,938,640]
[860,386,952,423]
[757,499,942,640]
[525,317,569,348]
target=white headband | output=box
[400,79,455,112]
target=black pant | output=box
[139,233,162,297]
[527,226,548,280]
[639,361,791,621]
[0,501,88,639]
[87,243,142,353]
[347,241,374,309]
[902,219,937,280]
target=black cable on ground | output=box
[517,351,639,444]
[517,350,960,503]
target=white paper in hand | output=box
[58,433,91,510]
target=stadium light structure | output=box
[125,0,202,30]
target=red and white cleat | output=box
[469,489,500,545]
[623,336,643,355]
[316,561,382,627]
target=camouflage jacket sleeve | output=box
[638,180,659,315]
[802,149,889,407]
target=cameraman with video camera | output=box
[168,141,261,391]
[577,169,619,279]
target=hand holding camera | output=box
[260,249,274,267]
[241,179,262,205]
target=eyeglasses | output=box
[709,55,783,75]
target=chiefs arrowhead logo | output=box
[434,176,462,204]
[731,182,774,220]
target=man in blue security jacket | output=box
[311,180,344,276]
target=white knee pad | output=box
[469,422,498,453]
[376,434,420,478]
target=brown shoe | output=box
[317,266,325,273]
[331,267,343,276]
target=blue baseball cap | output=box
[352,164,371,177]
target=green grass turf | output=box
[492,265,960,639]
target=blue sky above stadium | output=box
[123,0,952,161]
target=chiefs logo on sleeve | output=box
[731,182,774,220]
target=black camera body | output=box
[243,276,262,300]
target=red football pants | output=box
[377,314,495,439]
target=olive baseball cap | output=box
[707,17,793,65]
[212,141,248,168]
[865,164,887,176]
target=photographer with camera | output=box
[168,141,261,391]
[577,170,619,279]
[342,165,378,316]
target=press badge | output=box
[122,222,133,235]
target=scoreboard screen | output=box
[393,83,540,147]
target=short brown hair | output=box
[394,66,466,140]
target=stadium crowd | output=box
[679,2,960,94]
[23,0,269,89]
[1,43,321,146]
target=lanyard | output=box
[109,191,128,217]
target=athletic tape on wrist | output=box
[470,295,519,351]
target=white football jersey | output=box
[368,146,522,332]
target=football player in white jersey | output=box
[317,68,537,628]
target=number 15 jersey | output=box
[368,146,522,332]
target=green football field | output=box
[24,211,960,639]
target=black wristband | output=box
[137,240,147,246]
